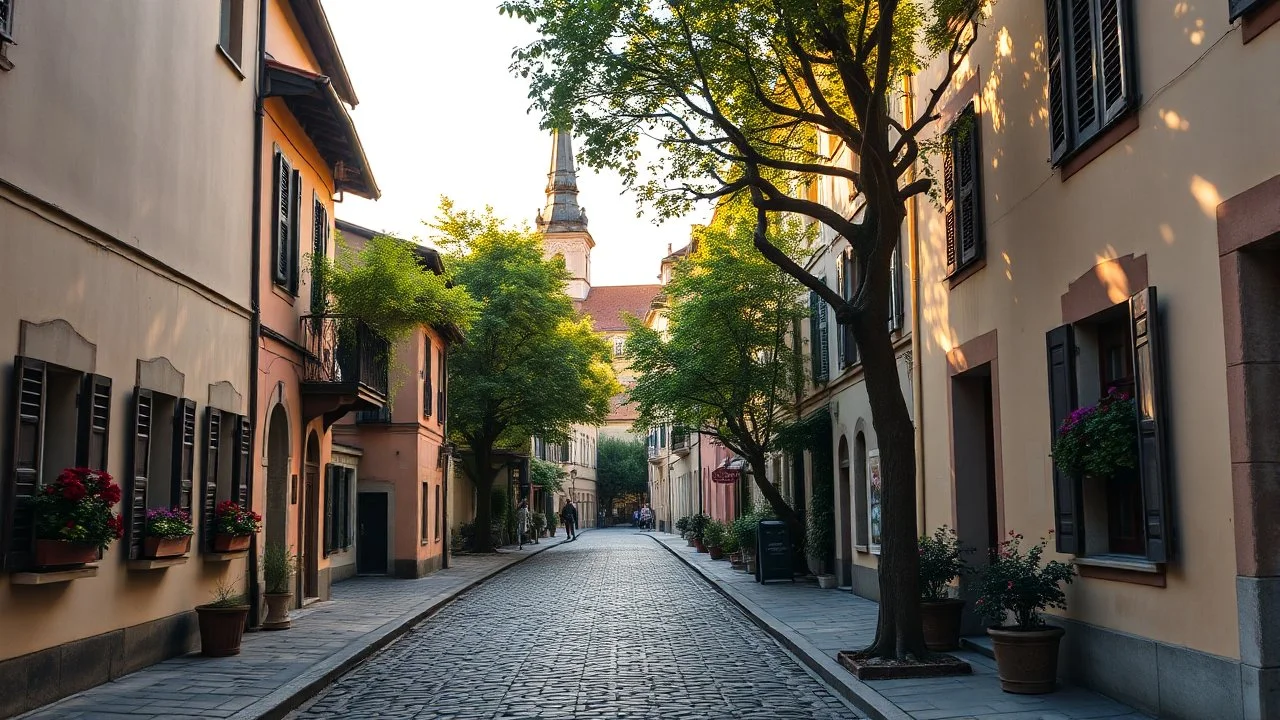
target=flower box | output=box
[213,534,251,552]
[34,539,98,567]
[144,535,191,558]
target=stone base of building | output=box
[0,610,198,718]
[394,555,444,579]
[849,563,879,602]
[330,561,357,585]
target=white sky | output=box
[323,1,711,287]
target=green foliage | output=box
[29,468,124,551]
[675,516,691,536]
[263,544,296,595]
[732,506,775,555]
[703,520,727,548]
[596,437,648,510]
[720,529,740,554]
[204,577,249,609]
[917,526,972,602]
[1051,388,1139,480]
[777,412,836,572]
[531,458,566,493]
[975,533,1076,629]
[312,233,476,343]
[547,511,559,532]
[531,512,547,532]
[689,513,711,542]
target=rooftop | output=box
[576,284,662,333]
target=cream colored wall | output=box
[913,3,1280,660]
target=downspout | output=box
[441,345,449,569]
[904,74,926,533]
[246,0,269,629]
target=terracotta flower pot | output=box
[694,539,707,553]
[708,545,724,560]
[33,539,99,567]
[143,535,191,559]
[987,625,1065,694]
[196,604,250,656]
[262,592,293,631]
[213,534,251,552]
[920,598,966,651]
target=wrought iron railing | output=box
[300,315,390,397]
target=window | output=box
[434,484,442,540]
[0,0,14,43]
[201,409,250,553]
[421,481,430,542]
[423,336,433,418]
[809,279,830,384]
[1044,0,1137,165]
[310,197,329,313]
[613,337,625,357]
[218,0,244,66]
[272,149,301,294]
[324,465,354,554]
[5,360,112,569]
[1232,0,1275,18]
[889,241,906,331]
[123,389,198,560]
[867,449,883,550]
[1046,286,1172,563]
[943,104,983,276]
[836,249,858,368]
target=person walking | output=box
[516,499,531,550]
[639,504,653,531]
[560,499,579,541]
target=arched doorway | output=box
[854,432,869,549]
[266,406,290,553]
[837,437,852,586]
[301,430,321,601]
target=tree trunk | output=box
[469,443,500,553]
[747,454,806,558]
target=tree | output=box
[595,437,648,517]
[503,0,986,659]
[434,200,618,552]
[625,206,810,547]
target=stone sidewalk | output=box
[649,531,1154,720]
[19,535,577,720]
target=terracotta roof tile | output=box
[577,284,663,332]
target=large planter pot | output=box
[213,534,251,552]
[196,604,250,657]
[686,537,696,547]
[817,574,838,589]
[694,539,707,553]
[33,539,99,567]
[143,535,191,559]
[987,625,1065,694]
[746,560,758,574]
[262,592,293,630]
[920,598,966,651]
[708,545,724,560]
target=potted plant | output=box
[27,468,124,566]
[675,515,690,539]
[704,520,726,560]
[918,525,972,651]
[546,511,558,538]
[732,513,758,572]
[531,512,547,539]
[212,500,261,552]
[1052,388,1138,482]
[688,513,710,552]
[143,507,194,558]
[721,530,740,564]
[262,544,296,630]
[196,578,251,656]
[976,532,1077,694]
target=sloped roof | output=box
[576,284,663,332]
[605,391,638,422]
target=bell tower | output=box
[535,130,593,301]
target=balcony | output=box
[300,315,390,429]
[671,431,691,456]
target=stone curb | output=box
[649,534,910,720]
[232,534,581,720]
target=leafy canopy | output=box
[595,436,648,507]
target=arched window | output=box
[613,336,625,357]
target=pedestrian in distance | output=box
[560,500,578,541]
[633,508,640,527]
[516,499,531,550]
[639,504,653,531]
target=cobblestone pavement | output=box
[295,529,862,720]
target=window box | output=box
[127,557,190,571]
[11,567,99,585]
[213,534,251,552]
[143,535,191,559]
[33,539,99,567]
[203,550,248,563]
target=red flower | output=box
[62,482,87,501]
[107,515,124,539]
[65,520,76,529]
[98,483,122,506]
[1007,580,1014,590]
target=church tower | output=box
[536,130,593,301]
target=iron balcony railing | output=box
[300,315,390,397]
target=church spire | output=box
[537,129,589,234]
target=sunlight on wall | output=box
[1174,2,1190,18]
[1187,17,1207,45]
[1190,175,1223,218]
[1159,223,1176,245]
[1093,248,1132,305]
[922,214,960,355]
[996,27,1014,58]
[1002,251,1013,281]
[1159,109,1191,131]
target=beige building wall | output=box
[911,3,1280,717]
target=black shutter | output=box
[835,258,846,368]
[273,152,292,285]
[202,408,222,551]
[323,464,334,555]
[6,358,47,569]
[1066,0,1101,142]
[311,199,329,313]
[77,374,112,472]
[1130,287,1173,563]
[171,399,196,513]
[1046,325,1082,554]
[1231,0,1268,21]
[1096,0,1133,125]
[344,467,355,549]
[423,336,433,417]
[955,106,982,267]
[1045,0,1071,163]
[889,243,906,332]
[234,415,251,507]
[289,169,302,295]
[127,389,154,560]
[438,348,446,426]
[943,138,958,275]
[843,251,858,367]
[809,291,823,381]
[817,282,830,381]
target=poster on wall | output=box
[868,449,882,549]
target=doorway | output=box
[358,492,389,574]
[266,406,289,553]
[837,438,852,586]
[951,363,1000,635]
[300,431,321,601]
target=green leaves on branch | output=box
[596,437,648,508]
[530,458,567,493]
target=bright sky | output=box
[323,1,711,287]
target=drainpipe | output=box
[246,0,269,629]
[904,74,926,533]
[441,346,449,569]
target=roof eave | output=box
[289,0,359,106]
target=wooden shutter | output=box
[817,282,830,381]
[955,106,982,268]
[438,348,446,426]
[76,374,113,472]
[423,336,433,417]
[835,257,846,367]
[1066,0,1101,142]
[1045,0,1071,163]
[943,138,958,275]
[273,152,292,286]
[1096,0,1133,125]
[234,415,251,507]
[127,389,154,560]
[311,198,329,313]
[1231,0,1268,21]
[323,464,335,555]
[843,250,858,367]
[809,292,823,382]
[1130,287,1173,562]
[6,358,47,568]
[171,399,196,513]
[289,169,302,295]
[1046,325,1082,554]
[202,408,222,551]
[889,244,906,332]
[344,467,356,548]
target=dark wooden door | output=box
[303,466,320,598]
[357,492,388,575]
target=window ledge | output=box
[1074,554,1166,587]
[272,285,297,305]
[1075,554,1159,572]
[1060,110,1140,181]
[947,257,987,290]
[128,556,190,570]
[204,550,249,563]
[215,45,246,80]
[1243,0,1280,43]
[12,566,99,584]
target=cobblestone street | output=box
[294,530,861,720]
